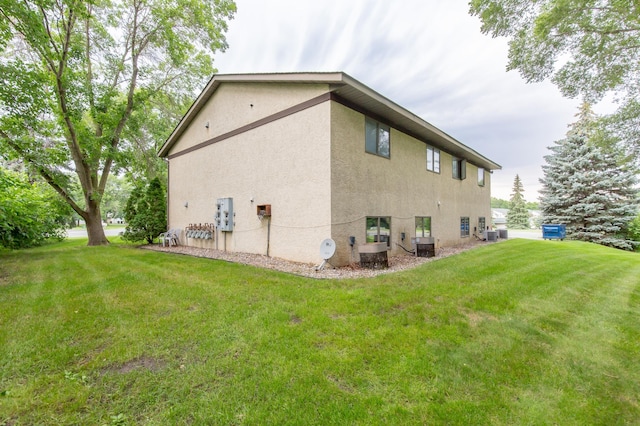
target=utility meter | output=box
[216,197,234,232]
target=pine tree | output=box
[539,105,639,250]
[507,175,530,229]
[123,178,167,244]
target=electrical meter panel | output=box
[215,197,234,232]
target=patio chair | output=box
[159,228,181,247]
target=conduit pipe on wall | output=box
[395,242,415,255]
[266,216,271,257]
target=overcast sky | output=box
[211,0,583,201]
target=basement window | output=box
[415,217,432,237]
[366,216,391,247]
[365,117,390,158]
[478,217,486,233]
[460,217,470,238]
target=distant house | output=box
[158,72,501,266]
[492,208,507,229]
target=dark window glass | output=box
[365,118,390,158]
[453,158,466,180]
[365,118,378,154]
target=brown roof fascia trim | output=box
[167,92,332,160]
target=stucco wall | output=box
[167,83,329,156]
[165,82,492,267]
[167,92,332,264]
[330,103,491,265]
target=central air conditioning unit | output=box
[413,236,435,258]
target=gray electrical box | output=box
[215,197,234,232]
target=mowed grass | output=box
[0,239,639,425]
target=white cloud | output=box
[214,0,583,201]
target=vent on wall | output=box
[257,204,271,217]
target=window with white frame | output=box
[478,167,485,186]
[426,146,440,173]
[365,117,390,158]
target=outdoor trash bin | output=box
[542,224,566,240]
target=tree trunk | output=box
[85,201,109,246]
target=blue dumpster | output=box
[542,224,566,240]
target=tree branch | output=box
[57,2,74,78]
[0,129,86,217]
[99,0,142,193]
[45,4,95,202]
[1,5,57,73]
[85,3,95,112]
[38,4,61,59]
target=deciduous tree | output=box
[0,167,71,248]
[0,0,235,245]
[469,0,640,162]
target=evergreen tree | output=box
[627,213,640,247]
[507,175,530,229]
[539,107,639,250]
[123,184,144,228]
[123,178,167,244]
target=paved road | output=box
[504,229,542,240]
[66,227,125,238]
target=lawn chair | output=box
[159,228,181,247]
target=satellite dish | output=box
[316,238,336,271]
[320,238,336,259]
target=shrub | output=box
[0,168,70,249]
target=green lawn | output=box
[1,239,639,425]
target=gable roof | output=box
[158,72,501,170]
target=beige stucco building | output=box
[158,72,501,266]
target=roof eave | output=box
[158,72,502,171]
[334,74,501,170]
